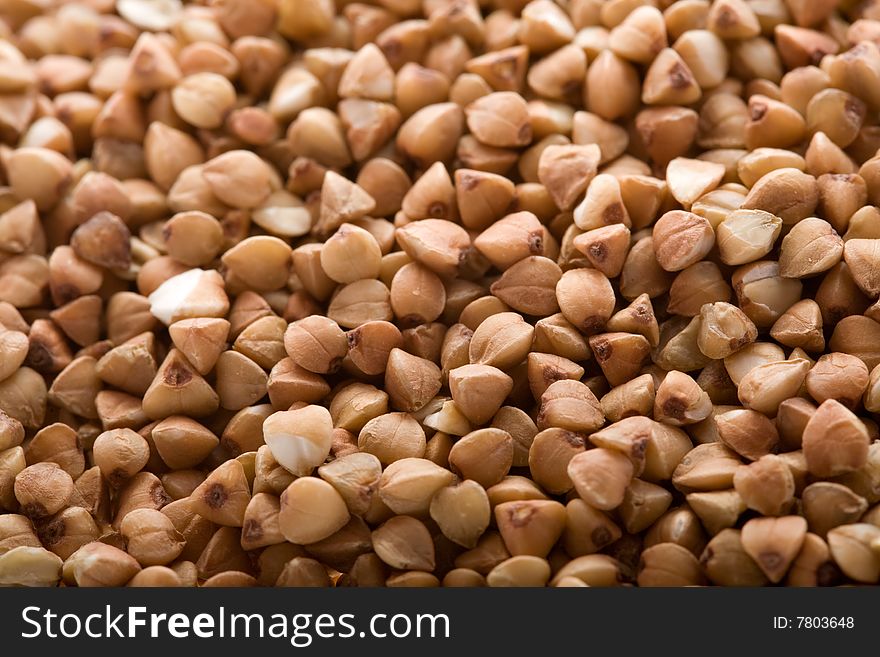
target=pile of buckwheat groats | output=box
[2,0,880,588]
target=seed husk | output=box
[92,429,149,489]
[147,269,230,326]
[262,405,332,477]
[430,480,491,548]
[561,497,620,557]
[550,554,626,587]
[318,452,382,517]
[378,457,456,516]
[469,312,534,371]
[485,477,548,510]
[328,383,388,434]
[737,358,810,415]
[25,423,84,480]
[538,144,600,211]
[715,409,779,461]
[802,399,870,478]
[95,333,157,397]
[358,412,426,465]
[740,515,807,583]
[448,428,514,489]
[556,268,615,334]
[537,379,603,434]
[619,479,673,535]
[574,173,631,232]
[188,459,251,527]
[843,238,880,297]
[654,370,713,426]
[486,555,551,587]
[733,455,796,517]
[770,299,825,352]
[64,541,142,587]
[25,320,72,376]
[697,302,758,360]
[652,210,715,272]
[0,546,63,587]
[779,217,843,278]
[802,482,868,538]
[806,353,869,409]
[385,348,442,413]
[667,263,732,319]
[665,158,724,208]
[672,442,743,494]
[194,525,253,580]
[567,448,634,511]
[687,489,746,536]
[492,256,562,317]
[216,350,269,411]
[700,529,768,587]
[600,374,656,423]
[786,532,839,587]
[638,542,706,587]
[827,523,880,583]
[239,493,285,552]
[13,461,73,520]
[119,508,185,567]
[279,477,350,545]
[372,515,435,571]
[343,321,401,376]
[495,499,566,558]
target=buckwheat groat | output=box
[4,0,880,589]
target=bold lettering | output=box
[193,613,214,638]
[129,607,147,637]
[167,614,190,638]
[151,613,167,637]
